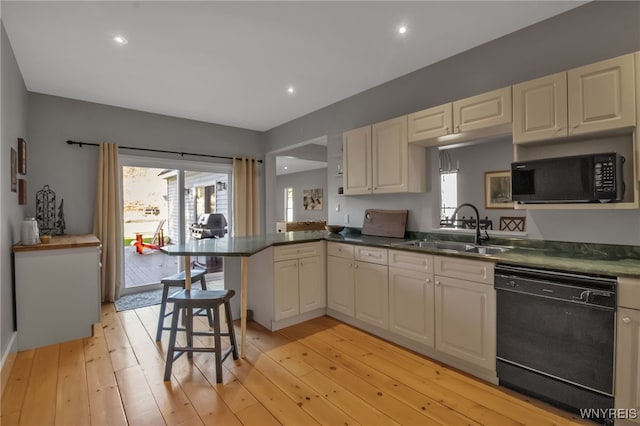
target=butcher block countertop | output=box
[13,234,101,252]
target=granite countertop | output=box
[13,234,101,252]
[161,231,640,278]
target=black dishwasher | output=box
[495,264,616,422]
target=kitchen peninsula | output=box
[161,230,640,359]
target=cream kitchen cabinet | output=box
[343,116,425,195]
[327,243,389,329]
[513,72,568,143]
[354,258,389,330]
[568,53,636,136]
[354,245,389,329]
[388,250,435,347]
[434,256,496,372]
[343,125,372,195]
[615,277,640,425]
[273,241,325,321]
[327,243,355,317]
[514,53,636,144]
[408,87,512,146]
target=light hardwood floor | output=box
[1,303,592,426]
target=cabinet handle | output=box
[623,317,631,324]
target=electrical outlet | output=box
[344,214,349,224]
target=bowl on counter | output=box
[325,225,345,234]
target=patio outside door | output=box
[120,155,232,295]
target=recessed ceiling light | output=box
[113,35,128,45]
[398,26,407,35]
[287,86,295,94]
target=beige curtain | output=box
[232,157,260,236]
[93,143,123,301]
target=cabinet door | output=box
[299,255,326,313]
[389,267,434,347]
[274,259,300,320]
[408,103,452,144]
[434,275,496,371]
[615,307,640,424]
[354,261,389,329]
[327,255,355,317]
[343,125,372,195]
[453,87,512,133]
[372,116,408,193]
[513,72,568,143]
[568,53,636,135]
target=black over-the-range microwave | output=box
[511,152,625,204]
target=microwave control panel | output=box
[594,154,622,200]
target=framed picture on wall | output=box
[18,138,27,175]
[303,188,323,210]
[484,170,514,209]
[18,179,27,205]
[11,148,17,192]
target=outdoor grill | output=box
[190,213,228,240]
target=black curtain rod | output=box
[66,140,262,163]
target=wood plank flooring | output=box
[1,303,593,425]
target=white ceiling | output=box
[2,1,585,132]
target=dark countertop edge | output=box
[160,232,640,278]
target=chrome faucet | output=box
[449,203,489,245]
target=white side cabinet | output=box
[388,250,435,347]
[616,277,640,425]
[13,235,101,351]
[434,256,496,372]
[353,246,389,329]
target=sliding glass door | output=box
[120,155,232,295]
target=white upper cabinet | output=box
[343,125,373,195]
[568,53,636,135]
[343,116,425,195]
[453,86,512,133]
[513,72,568,143]
[408,87,512,146]
[407,103,453,143]
[514,54,636,144]
[372,116,409,193]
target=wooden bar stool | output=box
[163,289,238,383]
[155,269,213,342]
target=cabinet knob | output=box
[435,280,441,286]
[455,125,460,132]
[445,127,450,134]
[425,278,431,283]
[623,317,631,324]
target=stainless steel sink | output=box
[393,239,512,256]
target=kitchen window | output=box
[284,187,293,221]
[440,171,458,221]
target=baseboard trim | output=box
[1,331,18,394]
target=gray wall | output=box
[1,21,28,363]
[275,168,328,223]
[265,1,640,245]
[26,93,265,234]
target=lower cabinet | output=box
[434,274,496,371]
[354,260,389,329]
[388,249,435,347]
[273,241,325,322]
[327,254,355,317]
[616,277,640,425]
